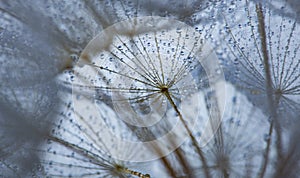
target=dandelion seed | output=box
[221,0,300,123]
[189,82,268,178]
[73,16,224,167]
[216,1,300,177]
[38,96,151,177]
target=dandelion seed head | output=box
[70,16,225,162]
[188,82,268,177]
[39,94,151,177]
[219,0,300,123]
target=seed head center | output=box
[160,85,169,93]
[274,88,283,95]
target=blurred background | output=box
[0,0,299,177]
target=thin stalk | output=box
[120,167,150,178]
[160,155,178,178]
[174,148,193,175]
[258,121,274,178]
[256,3,283,177]
[123,118,178,177]
[163,90,211,178]
[216,127,229,178]
[205,90,228,178]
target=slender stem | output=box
[174,148,193,175]
[258,121,274,178]
[160,155,178,177]
[216,126,229,178]
[256,3,283,177]
[121,167,150,178]
[256,4,273,178]
[163,90,211,178]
